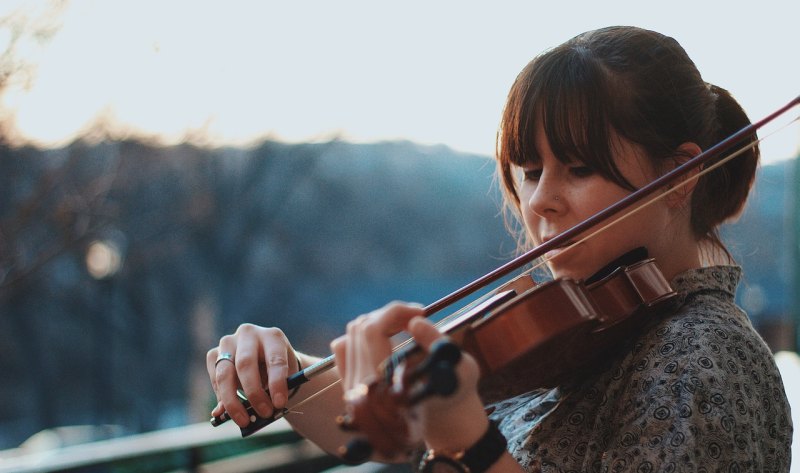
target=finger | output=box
[234,326,275,418]
[407,316,445,351]
[341,302,424,391]
[263,332,292,411]
[211,400,224,417]
[369,301,425,337]
[215,335,250,427]
[344,316,365,391]
[330,335,347,379]
[206,347,220,396]
[353,302,424,378]
[359,315,393,376]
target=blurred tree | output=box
[0,135,514,448]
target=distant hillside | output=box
[0,137,795,449]
[0,138,514,448]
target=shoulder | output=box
[618,265,787,413]
[629,265,776,389]
[632,265,767,367]
[595,265,792,470]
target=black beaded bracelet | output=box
[419,419,507,473]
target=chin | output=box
[545,254,590,281]
[548,258,606,282]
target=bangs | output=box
[498,44,635,205]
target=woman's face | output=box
[518,124,672,280]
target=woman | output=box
[207,26,792,472]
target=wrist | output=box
[419,418,507,473]
[422,393,488,450]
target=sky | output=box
[0,0,798,163]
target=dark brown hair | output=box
[496,26,759,255]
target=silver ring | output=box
[215,352,234,367]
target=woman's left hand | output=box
[404,315,489,449]
[330,302,490,453]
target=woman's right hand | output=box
[206,324,300,428]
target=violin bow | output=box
[213,94,799,435]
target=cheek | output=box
[517,191,539,231]
[519,208,535,234]
[580,184,629,215]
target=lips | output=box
[540,236,577,260]
[540,235,572,250]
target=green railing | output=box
[0,419,400,473]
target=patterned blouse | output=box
[484,265,793,472]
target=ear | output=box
[665,142,703,208]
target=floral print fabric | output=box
[487,265,793,472]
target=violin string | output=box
[380,288,506,354]
[284,376,342,416]
[531,114,800,272]
[284,297,500,415]
[287,289,509,413]
[288,291,504,411]
[427,284,514,333]
[427,267,538,334]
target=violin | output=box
[335,250,678,462]
[210,95,799,452]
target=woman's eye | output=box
[523,169,542,181]
[569,166,594,178]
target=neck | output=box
[651,234,703,282]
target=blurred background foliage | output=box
[0,137,516,448]
[0,134,796,451]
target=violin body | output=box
[341,257,678,462]
[476,258,676,401]
[464,276,597,375]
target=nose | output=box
[526,173,564,218]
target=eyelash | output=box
[570,166,595,178]
[522,166,594,181]
[522,169,541,181]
